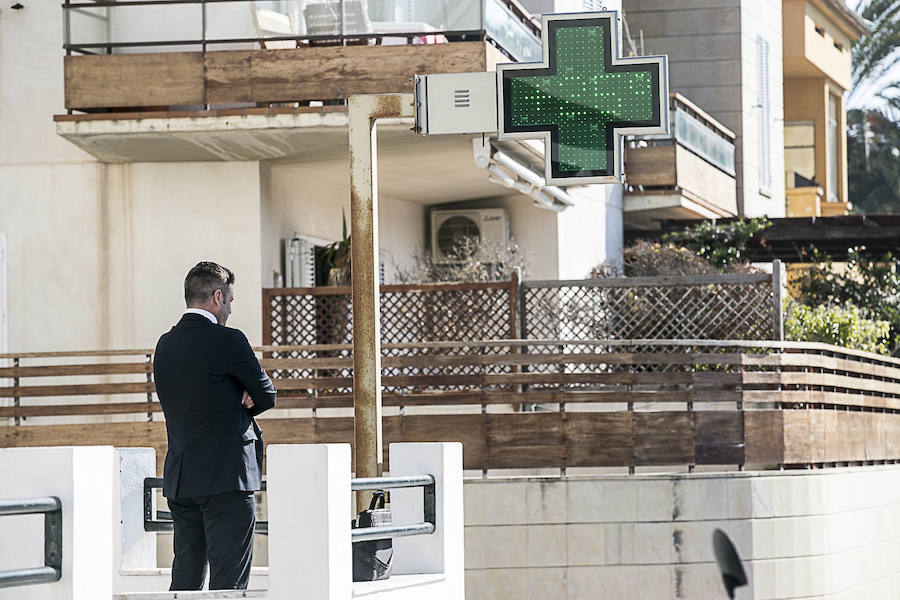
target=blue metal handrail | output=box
[0,497,63,589]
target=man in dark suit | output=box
[154,261,277,590]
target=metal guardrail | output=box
[143,475,435,542]
[351,474,435,542]
[62,0,541,61]
[0,497,62,588]
[143,478,268,535]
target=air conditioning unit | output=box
[430,209,509,264]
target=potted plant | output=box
[321,210,351,286]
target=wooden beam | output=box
[65,43,498,110]
[65,53,204,110]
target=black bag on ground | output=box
[352,490,393,582]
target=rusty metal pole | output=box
[348,94,414,510]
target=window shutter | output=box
[284,235,317,287]
[296,237,317,288]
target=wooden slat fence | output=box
[2,340,900,474]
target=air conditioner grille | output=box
[437,216,480,259]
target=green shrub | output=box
[784,301,892,355]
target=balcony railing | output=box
[63,0,541,62]
[634,93,736,177]
[623,93,738,221]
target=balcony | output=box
[622,94,738,230]
[61,0,540,112]
[57,0,540,164]
[782,0,866,91]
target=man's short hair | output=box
[184,262,235,306]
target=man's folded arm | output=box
[228,330,276,416]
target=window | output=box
[814,24,825,36]
[784,122,816,187]
[827,94,841,202]
[756,35,772,190]
[834,40,844,52]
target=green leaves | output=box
[784,300,892,355]
[322,209,351,273]
[660,218,771,272]
[793,246,900,353]
[847,108,900,213]
[850,0,900,106]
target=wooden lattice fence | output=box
[262,272,782,369]
[262,279,520,391]
[521,274,779,341]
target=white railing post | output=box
[0,446,115,600]
[389,442,464,593]
[267,444,352,600]
[112,448,166,593]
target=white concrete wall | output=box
[556,185,623,279]
[738,0,786,218]
[113,162,264,346]
[262,160,425,286]
[1,1,103,353]
[463,466,900,600]
[0,2,266,351]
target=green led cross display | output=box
[498,13,668,184]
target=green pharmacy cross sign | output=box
[498,12,669,185]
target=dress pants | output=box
[168,490,256,590]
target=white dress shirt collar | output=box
[184,308,218,325]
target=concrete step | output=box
[114,591,266,600]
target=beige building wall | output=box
[782,0,861,211]
[109,162,264,347]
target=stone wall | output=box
[463,466,900,599]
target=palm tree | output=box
[848,1,900,213]
[849,0,900,110]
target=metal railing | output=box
[0,497,63,589]
[143,478,269,534]
[62,0,541,62]
[351,474,435,542]
[142,475,435,542]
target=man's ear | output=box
[213,289,223,306]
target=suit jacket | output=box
[153,313,277,499]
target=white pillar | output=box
[112,448,168,592]
[0,446,115,600]
[389,442,464,594]
[267,444,352,600]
